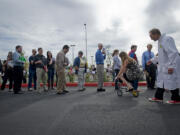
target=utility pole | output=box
[84,23,88,61]
[70,45,76,64]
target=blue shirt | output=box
[95,49,106,65]
[142,51,154,70]
[13,51,24,67]
[113,55,121,70]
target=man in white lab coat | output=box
[148,28,180,104]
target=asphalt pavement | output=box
[0,87,180,135]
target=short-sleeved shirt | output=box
[29,55,36,70]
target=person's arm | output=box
[103,54,106,60]
[116,59,128,78]
[73,58,79,70]
[95,51,99,64]
[56,53,64,69]
[147,56,158,65]
[163,37,179,74]
[34,56,42,64]
[13,52,24,64]
[142,52,146,70]
[152,52,155,58]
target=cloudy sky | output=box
[0,0,180,65]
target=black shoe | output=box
[56,92,66,95]
[63,90,69,93]
[14,91,24,94]
[150,87,156,90]
[97,88,106,92]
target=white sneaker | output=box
[28,88,33,91]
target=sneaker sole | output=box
[166,101,180,104]
[148,98,163,103]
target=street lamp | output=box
[70,45,76,64]
[84,23,88,60]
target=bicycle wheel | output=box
[117,88,123,96]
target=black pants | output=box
[13,66,23,93]
[145,64,156,89]
[155,88,180,101]
[1,68,13,90]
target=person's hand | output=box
[50,59,53,64]
[64,63,68,66]
[146,61,152,65]
[38,60,42,64]
[144,70,149,76]
[115,76,120,80]
[75,66,79,71]
[168,68,174,74]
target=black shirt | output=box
[29,55,36,70]
[34,54,47,68]
[47,57,55,69]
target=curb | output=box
[17,82,146,88]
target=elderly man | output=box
[95,43,106,92]
[148,28,180,104]
[56,45,69,95]
[142,44,156,90]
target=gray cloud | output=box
[145,0,180,34]
[0,0,131,63]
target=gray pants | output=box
[78,68,85,90]
[36,68,46,92]
[97,64,104,89]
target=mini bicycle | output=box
[115,80,139,97]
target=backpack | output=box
[126,61,141,81]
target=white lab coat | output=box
[151,34,180,90]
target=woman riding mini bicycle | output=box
[116,51,141,97]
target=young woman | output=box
[47,51,55,90]
[116,52,141,97]
[112,49,121,90]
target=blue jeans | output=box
[48,68,54,83]
[131,80,138,90]
[28,69,37,89]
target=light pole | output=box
[84,23,88,61]
[91,56,94,65]
[70,45,76,64]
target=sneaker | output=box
[44,87,48,92]
[132,90,139,97]
[78,88,86,91]
[148,97,163,103]
[28,88,33,91]
[63,90,69,93]
[166,100,180,104]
